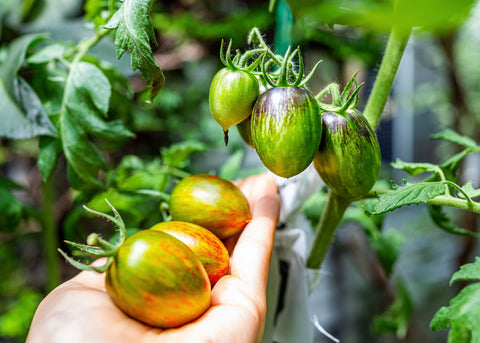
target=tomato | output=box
[236,114,254,149]
[313,110,381,200]
[251,87,322,178]
[168,174,251,239]
[149,221,229,286]
[105,230,211,328]
[209,68,259,144]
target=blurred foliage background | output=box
[1,0,480,342]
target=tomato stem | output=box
[363,24,412,130]
[306,191,351,269]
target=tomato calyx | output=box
[315,71,364,115]
[261,45,321,89]
[58,199,126,273]
[219,39,263,74]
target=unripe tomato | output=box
[251,87,322,178]
[236,115,254,149]
[168,174,251,240]
[209,68,260,134]
[105,230,210,328]
[149,221,229,286]
[313,110,381,200]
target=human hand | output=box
[26,173,280,343]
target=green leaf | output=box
[38,136,62,181]
[0,290,43,340]
[87,188,162,227]
[60,61,134,188]
[0,33,45,95]
[219,148,245,180]
[430,129,478,149]
[0,34,58,139]
[450,257,480,284]
[431,257,480,342]
[391,158,440,176]
[459,182,480,200]
[373,280,413,339]
[0,188,23,233]
[161,140,207,169]
[0,76,57,139]
[105,0,165,101]
[428,205,480,238]
[27,42,70,64]
[365,181,446,215]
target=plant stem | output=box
[42,177,60,291]
[306,191,351,269]
[363,25,412,130]
[428,196,480,213]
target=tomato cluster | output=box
[60,174,251,328]
[209,31,380,200]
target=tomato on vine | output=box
[313,74,381,200]
[209,40,260,145]
[251,46,322,178]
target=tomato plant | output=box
[168,174,251,239]
[149,221,230,286]
[59,202,211,328]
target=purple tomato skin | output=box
[105,230,211,328]
[149,221,230,286]
[168,174,251,240]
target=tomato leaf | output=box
[161,140,207,169]
[38,136,62,181]
[391,159,440,176]
[431,257,480,342]
[365,181,446,215]
[60,61,133,188]
[0,187,23,233]
[427,204,480,238]
[105,0,165,101]
[0,34,57,139]
[430,129,478,149]
[372,280,413,339]
[458,182,480,200]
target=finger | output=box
[229,193,280,290]
[238,173,278,210]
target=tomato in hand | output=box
[149,221,229,286]
[105,230,211,328]
[168,174,251,240]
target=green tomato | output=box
[251,87,322,178]
[209,68,260,134]
[313,110,381,200]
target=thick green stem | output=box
[42,177,60,291]
[306,191,351,269]
[363,25,412,130]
